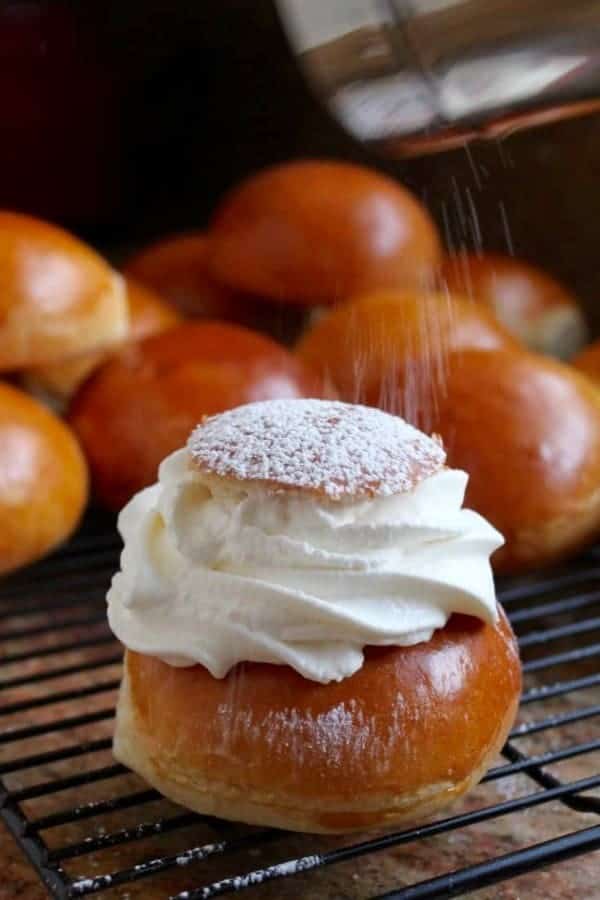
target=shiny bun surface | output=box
[115,611,520,833]
[0,211,127,370]
[208,161,442,305]
[69,323,324,510]
[0,381,88,574]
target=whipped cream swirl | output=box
[107,448,503,683]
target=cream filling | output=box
[107,449,503,683]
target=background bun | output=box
[0,381,88,574]
[0,211,128,370]
[296,290,518,421]
[442,253,588,359]
[22,275,180,406]
[422,348,600,573]
[69,322,326,510]
[208,160,442,305]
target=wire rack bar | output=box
[522,642,600,673]
[7,763,127,804]
[0,738,113,776]
[498,568,600,603]
[521,672,600,704]
[0,654,122,691]
[68,830,284,897]
[27,789,160,832]
[508,590,600,624]
[0,680,119,716]
[169,777,600,900]
[0,709,114,745]
[0,613,110,642]
[0,634,114,668]
[47,812,202,863]
[518,616,600,648]
[372,825,600,900]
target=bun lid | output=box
[187,399,445,500]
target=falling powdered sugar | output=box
[187,399,445,499]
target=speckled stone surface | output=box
[1,543,599,899]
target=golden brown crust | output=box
[208,161,443,305]
[123,231,290,338]
[0,211,128,370]
[22,276,180,404]
[443,253,580,320]
[68,323,326,511]
[0,381,88,574]
[187,400,445,501]
[296,291,518,405]
[420,349,600,573]
[572,339,600,383]
[124,232,239,318]
[442,253,588,357]
[115,611,520,833]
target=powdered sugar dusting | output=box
[187,399,445,499]
[189,853,323,898]
[213,695,410,777]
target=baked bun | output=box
[296,290,518,414]
[442,253,588,359]
[419,348,600,573]
[123,232,242,319]
[22,276,180,406]
[572,338,600,384]
[0,381,88,574]
[208,160,442,305]
[109,399,520,833]
[123,231,308,342]
[121,276,182,338]
[116,611,519,834]
[0,211,127,370]
[69,323,325,510]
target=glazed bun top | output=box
[208,160,442,305]
[0,210,127,370]
[187,399,446,500]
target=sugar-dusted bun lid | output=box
[188,399,446,500]
[0,211,127,370]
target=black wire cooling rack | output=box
[1,514,600,900]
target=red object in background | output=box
[0,2,121,224]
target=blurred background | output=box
[3,0,600,334]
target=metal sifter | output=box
[276,0,600,156]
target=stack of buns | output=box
[298,293,600,573]
[442,253,589,360]
[0,211,123,573]
[3,156,600,582]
